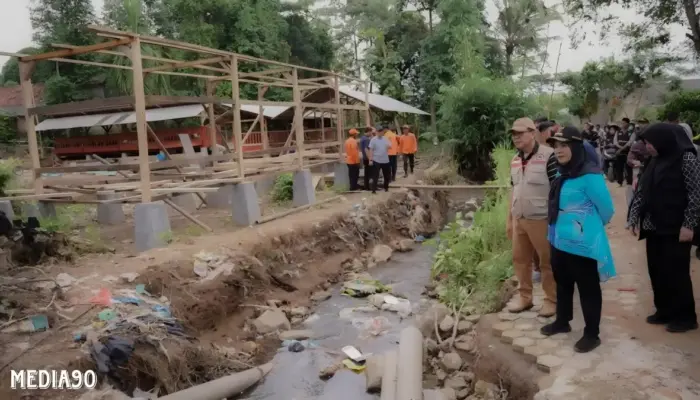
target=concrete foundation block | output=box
[22,201,56,219]
[231,182,261,226]
[134,202,171,252]
[0,200,14,221]
[254,175,277,196]
[97,191,126,225]
[168,193,199,216]
[334,162,350,190]
[205,185,232,209]
[293,169,316,207]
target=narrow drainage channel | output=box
[244,244,436,400]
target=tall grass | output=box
[429,144,514,312]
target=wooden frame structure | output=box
[1,25,370,211]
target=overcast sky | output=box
[0,0,694,78]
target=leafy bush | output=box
[0,158,21,195]
[271,173,294,203]
[658,90,700,132]
[438,77,535,181]
[429,144,513,312]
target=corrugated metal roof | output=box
[238,103,289,119]
[35,104,205,132]
[338,86,428,115]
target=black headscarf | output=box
[636,122,697,221]
[548,140,600,224]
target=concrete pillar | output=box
[293,169,315,207]
[380,350,398,400]
[134,202,171,252]
[97,191,125,225]
[333,162,349,190]
[0,200,15,221]
[254,175,276,196]
[205,185,232,209]
[22,201,56,219]
[231,182,260,226]
[396,326,423,400]
[168,193,198,216]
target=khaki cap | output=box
[510,117,536,133]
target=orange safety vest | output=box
[400,133,418,154]
[386,131,399,155]
[345,137,361,164]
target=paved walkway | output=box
[490,184,700,400]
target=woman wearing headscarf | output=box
[540,126,616,353]
[627,123,700,333]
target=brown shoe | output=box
[507,299,534,313]
[538,301,556,317]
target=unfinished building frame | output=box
[0,25,370,249]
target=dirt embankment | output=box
[36,189,449,398]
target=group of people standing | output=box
[343,124,418,193]
[507,114,700,355]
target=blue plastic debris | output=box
[112,297,141,305]
[152,305,171,318]
[414,235,425,243]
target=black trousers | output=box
[646,234,697,324]
[403,153,415,175]
[372,162,391,193]
[347,163,360,191]
[551,246,602,338]
[389,155,398,182]
[614,156,632,185]
[363,159,373,190]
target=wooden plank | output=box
[19,61,42,194]
[334,75,343,161]
[164,198,213,232]
[292,68,305,169]
[91,154,131,179]
[20,38,131,62]
[178,134,202,169]
[0,193,79,201]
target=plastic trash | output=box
[98,309,117,321]
[90,288,113,306]
[112,297,141,305]
[287,341,305,352]
[135,284,149,295]
[152,305,171,318]
[352,316,391,337]
[341,345,365,362]
[342,359,366,372]
[414,235,425,243]
[90,336,134,374]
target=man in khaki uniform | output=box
[506,117,556,317]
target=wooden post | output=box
[320,110,326,154]
[129,38,152,203]
[292,68,305,169]
[19,61,42,194]
[364,80,371,127]
[334,74,343,161]
[258,86,270,156]
[230,56,244,178]
[205,80,218,160]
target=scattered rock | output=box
[454,335,476,353]
[440,387,458,400]
[464,314,481,323]
[441,352,463,372]
[474,380,499,397]
[241,341,259,354]
[425,338,439,355]
[253,309,291,334]
[278,330,314,341]
[456,320,473,333]
[368,294,386,308]
[414,302,450,337]
[120,272,139,283]
[311,290,332,302]
[287,341,305,352]
[456,388,471,399]
[56,273,76,288]
[365,355,385,392]
[445,375,468,390]
[267,299,282,308]
[290,307,309,317]
[397,238,415,252]
[440,315,455,332]
[464,211,475,221]
[436,368,447,381]
[303,314,320,325]
[102,275,118,283]
[371,244,393,263]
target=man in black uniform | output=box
[613,118,634,186]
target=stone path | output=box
[489,185,700,400]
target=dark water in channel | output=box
[243,244,437,400]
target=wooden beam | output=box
[242,114,261,145]
[230,56,244,178]
[205,81,219,159]
[334,75,343,161]
[164,198,213,232]
[20,38,131,62]
[130,38,152,203]
[302,102,366,111]
[364,80,372,126]
[143,56,227,73]
[91,154,131,179]
[258,86,270,156]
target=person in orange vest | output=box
[345,128,361,191]
[385,126,400,181]
[399,124,418,177]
